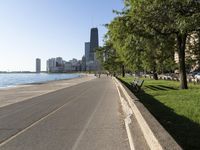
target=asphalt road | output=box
[0,76,130,150]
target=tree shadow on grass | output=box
[118,78,200,150]
[145,85,167,91]
[136,91,200,150]
[157,85,178,90]
[145,85,178,91]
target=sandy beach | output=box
[0,74,96,108]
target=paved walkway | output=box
[0,76,130,150]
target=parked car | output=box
[194,72,200,79]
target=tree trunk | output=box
[153,66,158,80]
[177,33,188,89]
[122,65,125,77]
[198,31,200,70]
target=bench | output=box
[130,79,144,92]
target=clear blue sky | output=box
[0,0,124,71]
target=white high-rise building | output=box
[46,58,56,72]
[46,57,83,73]
[47,57,65,72]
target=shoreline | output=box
[21,74,83,85]
[0,73,85,90]
[0,74,95,108]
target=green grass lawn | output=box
[120,76,200,150]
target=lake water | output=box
[0,73,80,88]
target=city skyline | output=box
[0,0,124,71]
[46,27,100,73]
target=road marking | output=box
[0,86,93,148]
[0,99,73,147]
[71,85,107,150]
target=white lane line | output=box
[0,99,73,147]
[0,86,92,148]
[71,85,107,150]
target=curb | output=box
[113,77,182,150]
[114,80,135,150]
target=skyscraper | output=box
[85,42,90,64]
[36,58,41,73]
[89,28,99,61]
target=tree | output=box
[127,0,200,89]
[106,0,200,89]
[96,42,123,76]
[102,0,200,88]
[107,5,176,80]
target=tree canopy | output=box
[98,0,200,89]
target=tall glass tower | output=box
[85,42,90,63]
[89,28,99,61]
